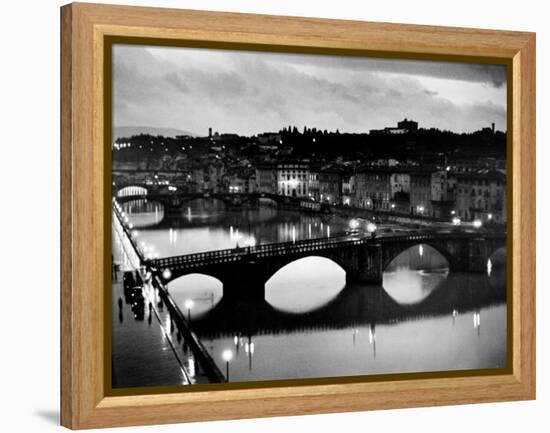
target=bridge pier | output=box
[346,243,384,285]
[462,238,490,273]
[221,261,266,302]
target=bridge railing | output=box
[149,230,505,271]
[149,233,357,269]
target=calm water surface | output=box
[119,199,507,383]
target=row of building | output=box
[116,158,506,224]
[255,163,506,224]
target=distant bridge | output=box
[114,185,330,214]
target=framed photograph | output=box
[60,3,535,429]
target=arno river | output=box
[113,199,507,386]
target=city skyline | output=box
[113,45,507,137]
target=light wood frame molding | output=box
[60,2,535,429]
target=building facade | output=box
[409,170,433,216]
[455,170,506,223]
[277,163,309,198]
[390,172,410,197]
[318,170,343,204]
[255,166,278,194]
[355,169,393,211]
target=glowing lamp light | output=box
[366,222,377,233]
[349,219,360,230]
[488,213,493,220]
[162,268,172,280]
[452,217,461,226]
[222,349,233,362]
[473,219,483,229]
[184,299,194,310]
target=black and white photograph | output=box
[110,44,507,388]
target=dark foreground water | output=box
[114,199,507,384]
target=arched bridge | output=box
[148,231,505,302]
[114,188,329,213]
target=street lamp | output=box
[222,349,233,382]
[366,222,377,238]
[473,219,483,229]
[184,299,194,322]
[162,268,172,280]
[452,216,461,226]
[349,218,360,232]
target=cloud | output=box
[112,44,507,135]
[281,54,507,88]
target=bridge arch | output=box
[381,241,454,273]
[383,243,450,273]
[257,197,279,207]
[265,256,346,313]
[117,185,148,198]
[382,244,450,305]
[166,272,224,316]
[264,254,348,285]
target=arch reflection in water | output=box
[265,256,346,313]
[383,243,449,305]
[182,198,227,223]
[117,185,147,197]
[191,268,507,382]
[167,274,223,318]
[122,199,165,227]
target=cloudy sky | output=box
[113,44,507,136]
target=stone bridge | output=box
[114,185,329,214]
[148,231,505,302]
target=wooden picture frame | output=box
[60,2,535,429]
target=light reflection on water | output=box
[120,199,507,383]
